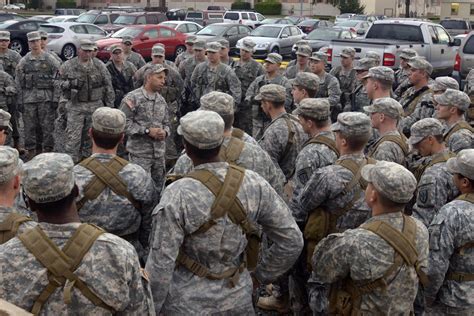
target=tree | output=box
[336,0,365,14]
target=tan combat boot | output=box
[257,293,290,313]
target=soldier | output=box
[246,53,292,139]
[121,36,146,70]
[106,45,137,108]
[120,64,170,192]
[394,48,418,98]
[284,45,311,79]
[232,38,264,133]
[174,35,196,68]
[290,72,320,107]
[434,89,473,153]
[258,84,307,181]
[0,153,154,314]
[287,39,309,68]
[191,42,241,107]
[151,43,177,71]
[399,57,435,136]
[39,30,62,63]
[346,58,376,112]
[425,149,474,315]
[310,51,342,122]
[409,118,459,227]
[430,76,459,96]
[218,38,235,67]
[363,66,394,100]
[0,110,11,145]
[365,51,381,65]
[330,47,357,110]
[59,39,114,163]
[145,110,303,314]
[365,98,408,165]
[73,107,158,262]
[312,161,429,314]
[465,68,474,126]
[0,68,17,146]
[16,31,60,158]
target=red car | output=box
[96,25,187,61]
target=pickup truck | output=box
[327,19,461,77]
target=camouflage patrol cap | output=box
[331,112,371,137]
[408,118,444,145]
[265,53,282,64]
[27,31,41,42]
[255,84,286,103]
[92,107,126,134]
[218,38,230,48]
[39,30,48,40]
[353,58,376,71]
[199,91,234,115]
[80,39,95,51]
[361,161,417,203]
[447,149,474,179]
[408,56,433,75]
[365,51,381,63]
[177,110,224,149]
[362,66,395,83]
[399,48,417,60]
[340,47,356,58]
[293,98,330,120]
[23,153,75,203]
[0,31,10,41]
[363,97,403,120]
[294,40,309,47]
[193,39,206,50]
[122,36,134,44]
[309,51,327,63]
[238,38,256,52]
[148,63,168,75]
[206,41,222,53]
[430,76,460,92]
[0,109,12,131]
[296,45,312,57]
[434,88,470,112]
[152,44,165,57]
[109,44,122,53]
[185,35,197,44]
[0,146,21,184]
[290,72,320,91]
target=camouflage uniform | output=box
[330,48,357,110]
[0,71,17,145]
[175,35,196,68]
[465,69,474,126]
[284,45,312,80]
[393,48,417,97]
[345,58,376,112]
[106,46,137,108]
[124,51,146,70]
[145,110,303,314]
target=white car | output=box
[223,11,265,29]
[159,21,203,34]
[3,4,20,10]
[48,15,78,23]
[40,22,107,60]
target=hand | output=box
[149,128,166,141]
[250,272,260,294]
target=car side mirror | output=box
[451,38,462,46]
[140,36,149,41]
[357,29,365,35]
[281,33,289,39]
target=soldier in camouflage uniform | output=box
[0,110,12,145]
[464,68,474,126]
[365,51,381,65]
[120,64,170,192]
[431,76,459,96]
[232,38,264,133]
[174,35,195,68]
[121,36,146,70]
[106,45,137,108]
[346,58,376,112]
[312,161,429,314]
[16,31,60,158]
[287,39,309,68]
[284,45,311,80]
[330,47,357,110]
[58,40,114,163]
[310,51,342,122]
[425,149,474,315]
[73,108,158,262]
[290,72,320,108]
[0,67,17,146]
[409,118,459,227]
[218,38,235,67]
[394,48,418,98]
[0,153,154,315]
[434,89,473,153]
[364,66,395,101]
[145,110,303,314]
[247,53,292,139]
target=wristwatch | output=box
[144,128,150,135]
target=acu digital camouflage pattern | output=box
[0,145,20,183]
[177,110,224,149]
[330,66,356,109]
[290,72,320,93]
[0,70,17,112]
[106,59,137,108]
[430,76,459,93]
[0,49,21,78]
[124,50,146,70]
[314,71,342,120]
[367,130,407,166]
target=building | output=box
[440,0,474,20]
[360,0,440,17]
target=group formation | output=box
[0,28,472,315]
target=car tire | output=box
[174,45,186,58]
[9,39,25,55]
[270,46,279,54]
[61,44,76,60]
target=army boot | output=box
[257,293,290,313]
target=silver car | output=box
[335,20,371,36]
[237,24,305,58]
[159,21,203,34]
[40,22,107,60]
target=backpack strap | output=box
[219,137,245,165]
[402,86,431,116]
[444,121,474,143]
[303,134,340,157]
[231,128,245,140]
[0,213,32,244]
[18,224,114,315]
[368,134,409,157]
[456,193,474,204]
[279,114,296,164]
[413,151,456,182]
[77,156,140,210]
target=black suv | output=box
[166,8,187,21]
[0,12,25,23]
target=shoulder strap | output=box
[304,134,340,157]
[444,121,474,142]
[0,213,32,244]
[456,193,474,204]
[219,137,245,165]
[231,128,245,140]
[336,157,375,193]
[279,114,296,164]
[402,86,431,116]
[369,134,409,156]
[18,224,114,314]
[414,151,456,182]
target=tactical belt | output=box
[303,134,340,158]
[443,121,474,143]
[402,86,431,117]
[18,224,115,315]
[0,213,31,244]
[368,133,409,157]
[413,152,456,182]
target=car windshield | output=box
[307,28,340,40]
[39,25,65,33]
[336,21,358,27]
[196,24,226,36]
[440,20,468,30]
[160,22,178,28]
[0,20,17,29]
[351,15,367,20]
[250,26,281,38]
[114,15,137,25]
[76,14,96,23]
[187,12,202,18]
[48,17,66,22]
[286,16,299,24]
[260,18,278,24]
[299,20,319,26]
[111,27,142,38]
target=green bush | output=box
[56,0,76,8]
[255,0,281,15]
[231,1,252,10]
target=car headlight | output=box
[256,42,270,49]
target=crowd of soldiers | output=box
[0,27,472,315]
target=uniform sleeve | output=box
[137,54,146,69]
[100,63,115,107]
[372,141,404,164]
[258,122,287,165]
[190,64,201,100]
[412,172,446,227]
[327,77,342,111]
[299,168,332,214]
[14,58,24,105]
[227,68,242,105]
[120,95,145,136]
[245,77,258,103]
[4,72,17,96]
[161,97,171,136]
[447,131,474,154]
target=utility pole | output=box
[300,0,304,16]
[405,0,410,17]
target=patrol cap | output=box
[290,72,320,91]
[294,40,309,47]
[408,118,444,145]
[92,107,126,134]
[446,149,474,180]
[365,51,381,63]
[23,153,75,204]
[363,97,403,120]
[39,30,48,40]
[354,58,376,71]
[177,110,224,149]
[340,47,355,58]
[362,66,395,83]
[429,76,460,92]
[399,48,417,60]
[218,38,230,48]
[237,38,256,52]
[433,88,470,112]
[310,51,327,63]
[0,146,21,184]
[206,41,222,53]
[293,98,330,121]
[255,84,286,103]
[0,31,10,41]
[0,109,12,131]
[147,64,168,76]
[408,56,433,75]
[361,161,417,203]
[151,44,165,57]
[122,36,133,44]
[296,45,312,57]
[193,39,206,50]
[185,35,197,44]
[199,91,234,115]
[331,112,371,137]
[109,44,122,53]
[27,31,41,42]
[265,53,282,64]
[80,39,95,51]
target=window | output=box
[290,26,300,36]
[70,25,88,34]
[224,12,239,20]
[471,4,474,15]
[440,20,468,29]
[429,26,439,44]
[18,22,38,31]
[136,16,146,24]
[281,27,291,37]
[177,24,187,33]
[143,29,158,38]
[159,28,174,38]
[95,15,108,25]
[451,3,459,15]
[226,26,238,36]
[256,13,265,22]
[238,25,250,34]
[146,15,158,24]
[464,35,474,54]
[110,14,119,23]
[365,24,424,42]
[435,26,450,44]
[242,13,248,20]
[249,13,256,21]
[85,24,104,35]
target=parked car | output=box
[48,15,78,23]
[0,13,25,23]
[334,20,370,36]
[40,22,107,60]
[351,15,377,23]
[195,23,251,53]
[160,21,202,34]
[291,27,356,58]
[55,8,86,16]
[297,19,334,34]
[238,24,305,58]
[0,19,43,55]
[166,8,187,21]
[76,11,120,28]
[95,25,187,61]
[102,12,167,33]
[31,15,54,21]
[185,10,224,26]
[16,3,25,9]
[255,18,292,28]
[223,11,265,29]
[454,32,474,85]
[207,6,227,11]
[335,13,355,22]
[3,4,20,9]
[439,19,471,37]
[286,16,311,25]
